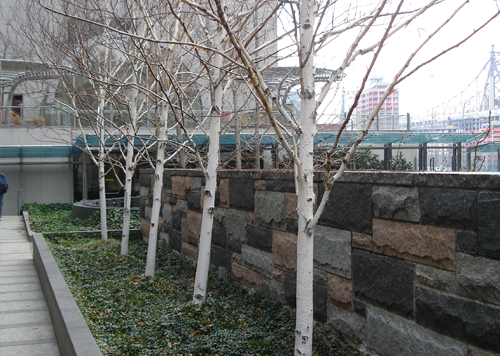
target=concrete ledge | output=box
[24,210,102,356]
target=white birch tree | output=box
[208,0,500,354]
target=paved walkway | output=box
[0,216,60,356]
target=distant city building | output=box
[357,77,400,130]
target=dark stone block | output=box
[420,188,477,230]
[318,184,373,234]
[226,240,241,254]
[188,236,198,247]
[169,197,177,205]
[246,225,273,253]
[353,299,367,318]
[140,199,146,218]
[416,286,500,353]
[210,245,233,274]
[314,283,328,323]
[229,179,254,210]
[212,226,227,248]
[172,214,181,230]
[352,249,415,318]
[169,229,182,252]
[286,219,298,234]
[148,194,153,207]
[265,180,296,193]
[456,231,478,254]
[139,172,152,187]
[285,272,296,307]
[162,173,172,189]
[186,192,201,212]
[478,191,500,259]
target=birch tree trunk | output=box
[294,0,318,354]
[145,103,168,276]
[97,76,108,242]
[121,78,138,255]
[193,26,224,305]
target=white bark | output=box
[294,1,317,355]
[145,104,168,277]
[121,80,138,255]
[193,26,224,305]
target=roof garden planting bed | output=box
[24,203,366,356]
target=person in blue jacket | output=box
[0,172,8,220]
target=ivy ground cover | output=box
[25,203,366,356]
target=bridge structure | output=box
[410,46,500,172]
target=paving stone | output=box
[273,268,285,283]
[353,299,366,318]
[285,219,298,234]
[176,199,188,216]
[211,226,227,248]
[187,211,202,239]
[219,179,229,208]
[457,231,478,254]
[265,180,296,193]
[229,179,254,210]
[232,263,260,290]
[313,225,352,278]
[318,183,372,234]
[456,253,500,307]
[162,204,172,226]
[367,218,455,270]
[215,208,247,244]
[468,347,498,356]
[259,275,286,304]
[141,218,150,239]
[314,283,328,322]
[139,172,152,187]
[169,229,182,252]
[477,191,500,259]
[416,253,500,308]
[327,303,366,345]
[273,230,297,274]
[254,191,286,230]
[140,198,146,217]
[246,225,273,253]
[186,192,201,212]
[190,177,203,193]
[172,176,191,199]
[254,180,266,190]
[145,207,152,220]
[226,240,241,254]
[313,268,328,286]
[159,232,169,245]
[284,272,296,307]
[352,249,415,318]
[416,286,500,353]
[241,245,273,278]
[181,242,198,261]
[373,186,420,222]
[285,192,298,220]
[328,273,353,311]
[181,217,188,242]
[162,172,172,189]
[210,245,233,273]
[367,305,468,356]
[172,213,181,231]
[420,188,477,230]
[1,343,60,356]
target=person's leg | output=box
[0,193,3,217]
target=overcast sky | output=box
[279,0,500,121]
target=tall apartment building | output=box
[357,77,400,130]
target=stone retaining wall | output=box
[139,169,500,356]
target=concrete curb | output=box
[23,213,102,356]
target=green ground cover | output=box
[24,203,366,356]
